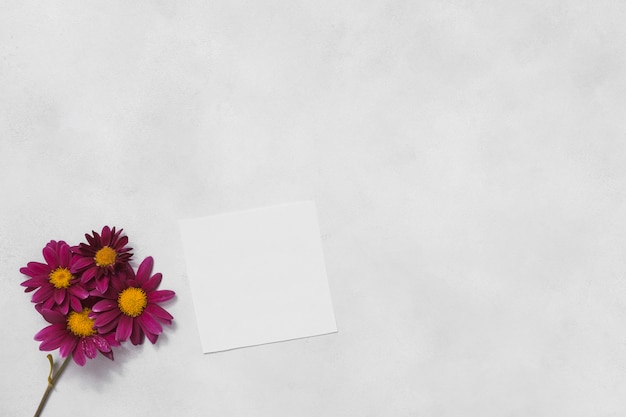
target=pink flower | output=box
[34,308,119,366]
[20,240,90,315]
[71,226,133,293]
[91,256,175,345]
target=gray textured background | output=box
[2,1,626,416]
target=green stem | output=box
[33,354,71,417]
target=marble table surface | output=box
[2,1,626,416]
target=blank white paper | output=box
[179,201,337,353]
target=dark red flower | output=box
[91,256,175,345]
[72,226,133,293]
[20,240,90,315]
[35,308,119,366]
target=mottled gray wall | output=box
[2,1,626,416]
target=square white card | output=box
[179,201,337,353]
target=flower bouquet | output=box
[20,226,176,417]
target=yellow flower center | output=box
[67,308,96,337]
[94,246,117,267]
[49,267,73,289]
[118,287,147,317]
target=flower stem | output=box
[33,354,71,417]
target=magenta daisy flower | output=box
[72,226,133,293]
[91,256,175,345]
[20,240,90,315]
[34,308,119,366]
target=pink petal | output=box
[116,234,128,248]
[115,315,133,342]
[92,299,118,312]
[80,267,97,283]
[68,285,89,299]
[86,232,97,246]
[42,309,67,323]
[59,335,78,358]
[82,338,97,359]
[35,323,66,342]
[31,286,53,303]
[130,319,144,345]
[35,303,44,315]
[59,244,72,267]
[143,273,162,293]
[39,330,68,351]
[42,244,59,266]
[101,226,112,246]
[101,350,115,361]
[57,296,70,315]
[41,297,55,311]
[71,256,93,272]
[93,308,121,328]
[91,335,112,353]
[70,295,83,312]
[148,290,175,303]
[54,288,65,305]
[144,304,173,323]
[103,332,121,347]
[72,343,86,366]
[96,319,119,335]
[109,273,127,293]
[138,313,162,336]
[136,257,154,284]
[21,262,51,277]
[144,329,158,344]
[21,277,46,288]
[95,275,109,293]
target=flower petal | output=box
[38,329,69,351]
[93,308,121,328]
[130,319,144,345]
[68,284,89,299]
[144,304,173,323]
[70,295,83,313]
[70,256,93,273]
[91,335,112,353]
[101,350,115,361]
[103,332,120,347]
[95,275,109,293]
[35,323,66,341]
[144,329,158,344]
[21,277,46,289]
[109,273,128,293]
[58,296,70,315]
[54,288,65,305]
[42,244,59,266]
[31,286,53,303]
[82,338,98,359]
[80,267,97,284]
[59,335,78,358]
[72,342,87,366]
[21,262,51,278]
[138,313,163,337]
[97,319,119,335]
[136,257,154,285]
[92,299,118,312]
[148,290,175,303]
[101,226,112,246]
[143,273,162,293]
[59,243,72,268]
[115,315,133,342]
[40,308,67,324]
[85,232,97,247]
[116,234,129,249]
